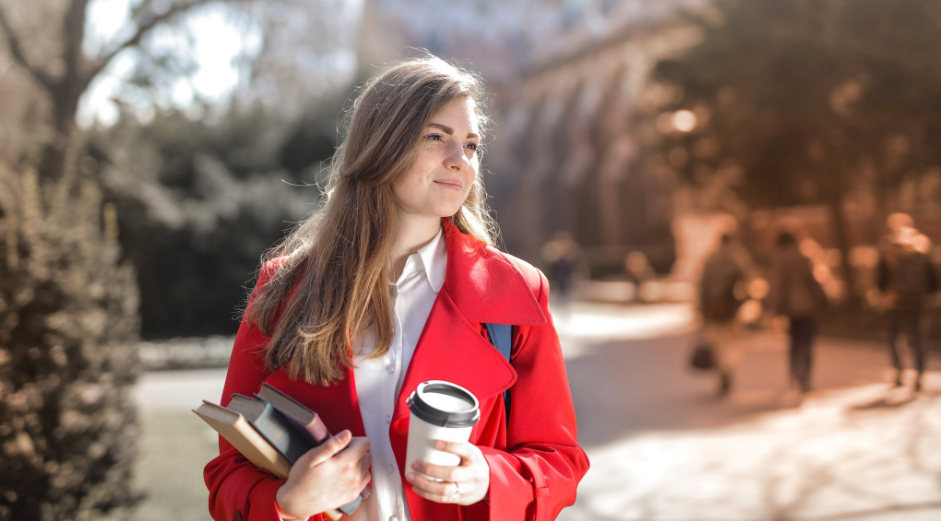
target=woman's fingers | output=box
[358,452,372,477]
[410,460,470,483]
[331,436,370,474]
[300,430,352,468]
[406,473,459,503]
[407,473,453,495]
[404,442,490,505]
[341,436,371,458]
[434,440,476,460]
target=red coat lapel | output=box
[391,220,546,425]
[438,220,546,326]
[388,221,547,519]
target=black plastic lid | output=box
[407,381,480,428]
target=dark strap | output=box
[484,323,513,427]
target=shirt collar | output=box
[396,227,446,293]
[416,227,447,293]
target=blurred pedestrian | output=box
[541,231,583,304]
[699,233,751,396]
[767,232,828,393]
[876,213,938,392]
[625,251,655,302]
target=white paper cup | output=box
[405,381,480,481]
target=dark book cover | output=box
[227,394,311,464]
[255,383,331,446]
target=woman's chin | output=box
[430,202,466,218]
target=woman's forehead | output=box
[428,97,481,134]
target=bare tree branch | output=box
[0,5,56,94]
[63,0,92,88]
[85,0,223,85]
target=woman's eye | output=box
[426,134,443,142]
[465,143,479,152]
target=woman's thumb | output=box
[305,430,351,467]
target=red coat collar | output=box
[439,219,546,326]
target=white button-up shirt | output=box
[351,229,446,522]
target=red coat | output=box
[204,221,589,520]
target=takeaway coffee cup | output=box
[406,380,480,480]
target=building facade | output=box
[357,0,705,272]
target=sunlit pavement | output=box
[133,302,941,520]
[555,302,941,521]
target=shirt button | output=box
[387,464,394,475]
[385,415,391,424]
[388,365,395,373]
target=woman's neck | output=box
[390,215,441,281]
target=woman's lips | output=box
[433,180,463,191]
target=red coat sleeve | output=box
[479,269,589,520]
[203,260,325,521]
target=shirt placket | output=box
[388,282,405,520]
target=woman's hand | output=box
[405,440,490,506]
[275,430,371,520]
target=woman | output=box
[204,56,589,521]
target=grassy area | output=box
[132,412,218,521]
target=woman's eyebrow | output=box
[428,122,479,140]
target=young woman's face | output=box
[392,96,480,221]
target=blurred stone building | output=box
[357,0,704,274]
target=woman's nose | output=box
[445,142,470,171]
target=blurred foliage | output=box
[651,0,941,205]
[87,100,345,338]
[0,168,141,520]
[647,0,941,302]
[1,0,353,338]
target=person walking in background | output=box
[541,231,584,305]
[699,233,751,396]
[876,213,938,392]
[625,251,656,302]
[767,231,828,394]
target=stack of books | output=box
[195,383,366,520]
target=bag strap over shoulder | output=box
[484,322,513,427]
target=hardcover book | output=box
[193,401,292,479]
[228,394,310,464]
[255,383,331,446]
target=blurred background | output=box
[2,0,941,519]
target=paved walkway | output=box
[556,303,941,520]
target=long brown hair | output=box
[247,55,497,386]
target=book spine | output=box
[283,415,331,447]
[252,404,312,464]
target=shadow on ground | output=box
[564,330,937,449]
[564,332,798,449]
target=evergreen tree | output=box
[0,168,140,520]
